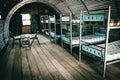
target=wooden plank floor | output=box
[0,35,120,80]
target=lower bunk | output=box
[62,32,105,46]
[82,40,120,62]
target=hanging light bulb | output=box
[110,20,114,26]
[117,22,120,26]
[110,22,114,26]
[0,15,1,19]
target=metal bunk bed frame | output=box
[103,6,120,78]
[79,6,120,78]
[79,6,106,77]
[60,13,80,53]
[79,9,106,60]
[48,15,57,43]
[40,15,47,34]
[44,15,49,36]
[60,14,70,46]
[40,15,58,44]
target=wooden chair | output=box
[12,31,40,47]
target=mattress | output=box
[62,36,80,45]
[50,32,61,38]
[45,31,49,36]
[14,34,36,39]
[62,34,105,45]
[82,40,120,61]
[82,34,105,44]
[41,29,48,33]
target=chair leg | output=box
[12,38,15,47]
[36,37,40,45]
[30,37,40,46]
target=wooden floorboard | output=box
[41,44,86,80]
[2,43,16,80]
[0,40,13,78]
[21,48,32,80]
[42,43,102,80]
[39,45,75,80]
[31,45,54,80]
[35,45,65,80]
[0,35,120,80]
[26,47,42,80]
[81,52,120,80]
[12,44,22,80]
[48,43,103,79]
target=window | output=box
[21,14,31,26]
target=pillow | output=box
[94,32,105,36]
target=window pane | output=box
[21,14,31,20]
[23,20,31,25]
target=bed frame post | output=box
[60,14,63,47]
[44,15,46,33]
[70,13,73,53]
[54,15,57,44]
[40,16,42,33]
[103,5,111,78]
[48,15,52,41]
[79,10,83,61]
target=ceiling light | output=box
[110,23,114,26]
[117,22,120,26]
[0,15,1,19]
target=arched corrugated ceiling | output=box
[4,0,110,43]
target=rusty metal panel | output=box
[66,0,81,6]
[70,5,85,14]
[48,0,61,5]
[55,2,70,14]
[84,0,109,10]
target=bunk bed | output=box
[60,14,79,53]
[44,15,49,36]
[47,15,58,43]
[40,15,45,33]
[78,9,106,60]
[41,15,60,44]
[40,15,49,35]
[60,15,71,47]
[61,12,106,54]
[79,6,120,77]
[49,17,61,39]
[61,18,80,46]
[82,26,120,77]
[48,15,56,38]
